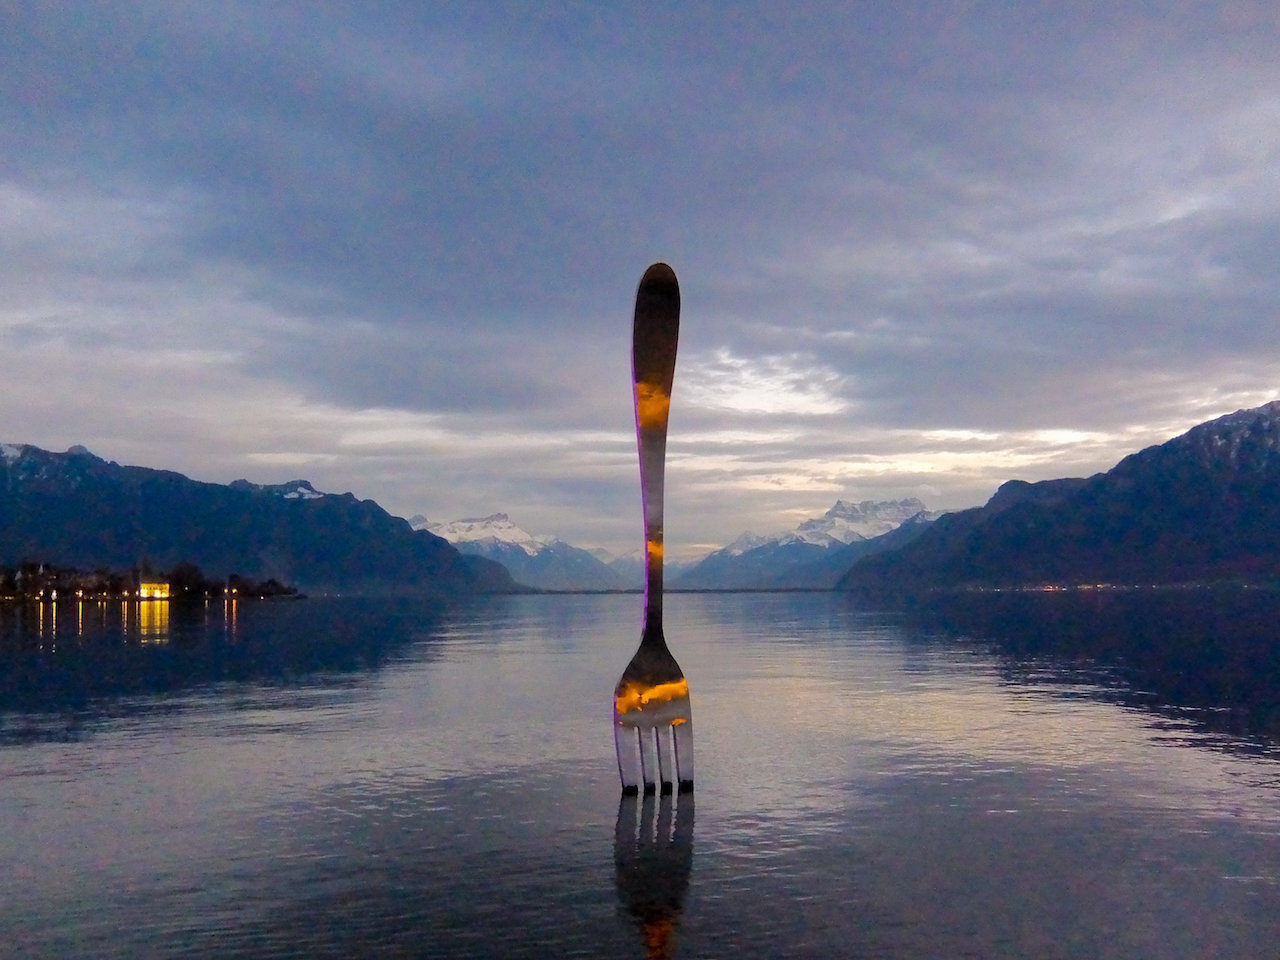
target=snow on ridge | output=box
[1160,401,1280,469]
[232,478,329,499]
[713,498,935,554]
[282,484,324,500]
[722,531,774,556]
[793,497,930,545]
[1184,401,1280,444]
[425,513,547,556]
[1,443,23,463]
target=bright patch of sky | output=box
[681,349,848,416]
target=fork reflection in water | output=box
[615,790,694,960]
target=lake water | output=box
[2,590,1279,958]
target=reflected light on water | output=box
[27,599,178,645]
[224,597,238,641]
[138,601,170,643]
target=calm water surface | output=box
[2,591,1279,958]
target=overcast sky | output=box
[3,1,1279,560]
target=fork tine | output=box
[638,726,659,794]
[656,725,675,793]
[673,720,694,792]
[615,724,641,795]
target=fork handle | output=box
[633,263,680,636]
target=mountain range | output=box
[9,399,1277,600]
[0,444,512,594]
[675,498,939,590]
[839,401,1280,595]
[419,501,932,592]
[412,513,631,591]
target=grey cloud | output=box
[245,318,632,421]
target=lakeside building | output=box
[138,578,170,600]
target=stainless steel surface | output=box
[613,262,694,794]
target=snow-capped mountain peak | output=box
[707,499,936,557]
[675,497,940,590]
[421,513,547,556]
[415,511,629,590]
[229,478,328,500]
[722,531,774,556]
[791,497,931,546]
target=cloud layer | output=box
[4,2,1279,558]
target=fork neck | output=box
[642,533,665,642]
[640,426,666,637]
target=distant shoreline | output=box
[533,580,1280,597]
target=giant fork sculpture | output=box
[613,262,694,795]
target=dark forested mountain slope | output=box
[0,443,512,593]
[839,402,1280,595]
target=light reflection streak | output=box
[9,598,183,646]
[646,539,662,566]
[615,679,689,717]
[138,601,170,644]
[635,381,671,430]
